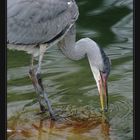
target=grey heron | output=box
[7,0,111,120]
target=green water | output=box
[7,0,133,140]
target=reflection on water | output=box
[8,106,111,140]
[7,0,133,140]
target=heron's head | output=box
[93,68,110,112]
[87,41,111,112]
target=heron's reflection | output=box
[7,109,111,140]
[29,114,110,140]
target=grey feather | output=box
[7,0,79,45]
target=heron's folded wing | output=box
[7,0,79,45]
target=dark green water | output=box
[7,0,133,140]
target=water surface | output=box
[7,0,133,140]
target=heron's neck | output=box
[58,32,104,84]
[58,33,100,61]
[58,31,108,86]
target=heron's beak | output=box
[98,72,108,112]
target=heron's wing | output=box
[7,0,79,45]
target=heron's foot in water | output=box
[41,112,57,121]
[49,109,69,121]
[35,105,48,115]
[29,68,57,120]
[50,112,57,121]
[35,108,58,122]
[35,108,57,121]
[40,109,63,121]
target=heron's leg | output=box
[37,46,56,119]
[29,55,46,113]
[29,46,56,120]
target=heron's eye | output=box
[100,71,108,80]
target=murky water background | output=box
[7,0,133,140]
